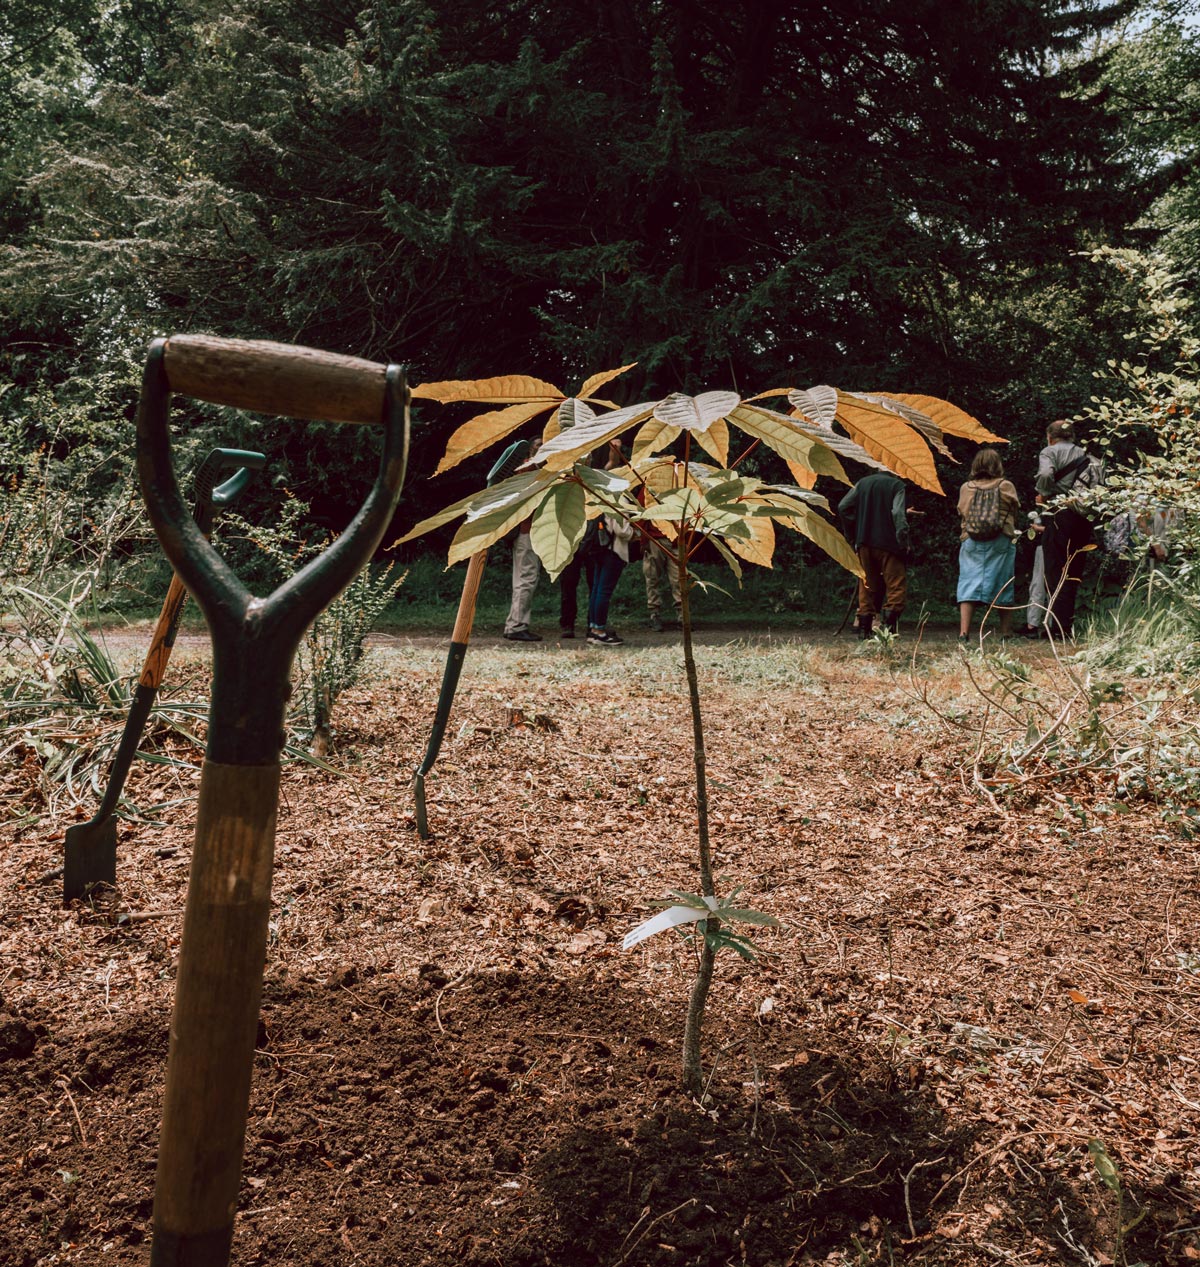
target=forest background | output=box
[2,0,1200,622]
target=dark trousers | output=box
[1042,507,1093,637]
[584,547,626,630]
[558,553,586,631]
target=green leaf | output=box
[634,488,702,522]
[447,492,548,565]
[782,504,864,577]
[703,475,761,505]
[530,482,586,579]
[393,468,549,544]
[716,907,779,927]
[728,404,849,483]
[631,418,682,462]
[575,463,631,496]
[709,534,744,583]
[1088,1139,1122,1193]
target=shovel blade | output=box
[63,818,117,903]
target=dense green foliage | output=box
[2,0,1199,584]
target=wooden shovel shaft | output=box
[163,335,386,425]
[151,761,280,1265]
[140,572,190,689]
[451,549,488,643]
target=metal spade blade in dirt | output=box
[62,447,265,904]
[412,437,530,839]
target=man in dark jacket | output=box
[1035,419,1095,639]
[839,470,911,638]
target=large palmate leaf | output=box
[631,417,683,463]
[536,400,657,470]
[850,392,952,459]
[530,482,586,579]
[653,391,740,432]
[783,504,865,577]
[727,405,849,483]
[786,459,817,489]
[542,397,596,444]
[878,394,1007,444]
[413,374,563,404]
[726,512,776,568]
[435,400,554,475]
[787,406,888,471]
[834,393,942,493]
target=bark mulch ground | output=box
[2,634,1198,1265]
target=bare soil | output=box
[2,632,1198,1265]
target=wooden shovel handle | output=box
[151,761,280,1263]
[163,334,387,425]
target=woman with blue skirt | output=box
[957,448,1020,642]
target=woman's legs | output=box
[586,550,626,630]
[959,601,975,637]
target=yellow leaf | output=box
[785,504,864,577]
[881,394,1007,444]
[578,362,637,399]
[412,374,564,404]
[692,417,730,467]
[1067,988,1088,1005]
[785,459,817,490]
[435,401,554,475]
[727,513,775,568]
[638,456,690,495]
[745,387,790,401]
[834,393,943,494]
[728,404,849,484]
[631,418,682,463]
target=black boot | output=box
[882,609,899,634]
[858,614,874,640]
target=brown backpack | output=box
[964,482,1003,541]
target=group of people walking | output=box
[842,418,1107,643]
[502,418,1128,647]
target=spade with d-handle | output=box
[62,446,265,905]
[412,437,530,839]
[135,333,408,1267]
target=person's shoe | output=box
[957,633,970,643]
[504,629,542,642]
[587,629,624,645]
[1019,625,1040,640]
[857,615,873,641]
[882,609,899,634]
[559,627,575,639]
[648,614,664,632]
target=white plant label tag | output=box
[622,896,719,950]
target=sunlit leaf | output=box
[575,463,631,496]
[703,475,761,505]
[578,362,637,399]
[785,504,865,577]
[447,494,547,565]
[530,482,586,579]
[756,485,832,513]
[413,374,563,404]
[435,401,553,475]
[852,392,953,458]
[543,397,596,443]
[788,385,839,429]
[727,513,776,568]
[785,459,818,489]
[392,468,549,543]
[635,488,702,522]
[462,468,559,522]
[834,393,943,493]
[882,393,1007,444]
[536,400,656,471]
[788,412,888,470]
[745,387,790,401]
[693,416,730,466]
[631,418,682,463]
[728,404,849,483]
[1087,1138,1122,1194]
[653,391,740,432]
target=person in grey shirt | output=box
[1035,419,1095,638]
